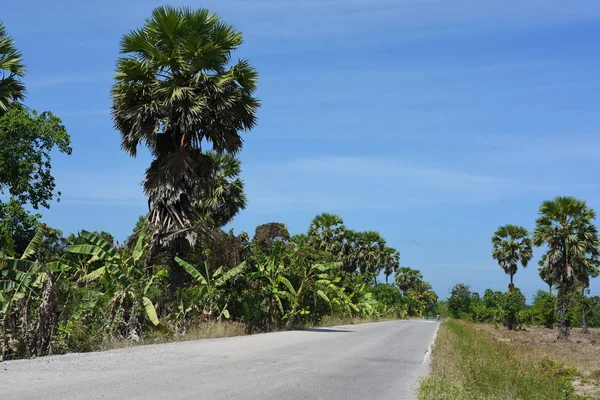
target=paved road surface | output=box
[1,320,438,400]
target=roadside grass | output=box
[419,319,587,400]
[318,315,398,327]
[101,315,405,352]
[476,324,600,381]
[102,321,247,350]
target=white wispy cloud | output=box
[240,155,553,214]
[55,170,146,207]
[26,72,112,89]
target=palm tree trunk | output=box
[581,287,589,334]
[169,239,188,293]
[508,273,514,291]
[548,284,552,295]
[556,286,569,340]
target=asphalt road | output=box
[0,320,439,400]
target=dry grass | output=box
[476,324,600,398]
[318,315,398,327]
[102,316,402,352]
[420,319,589,399]
[103,321,247,350]
[477,324,600,378]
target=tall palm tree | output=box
[395,267,423,295]
[0,22,25,114]
[111,7,259,266]
[383,247,400,284]
[307,213,345,254]
[195,151,247,228]
[407,281,437,316]
[491,224,533,291]
[533,197,600,339]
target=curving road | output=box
[1,320,438,400]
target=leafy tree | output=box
[530,290,556,328]
[195,151,247,228]
[373,283,404,314]
[0,22,25,113]
[253,222,290,254]
[394,267,423,295]
[501,287,526,330]
[533,197,600,339]
[0,105,71,209]
[0,199,40,256]
[482,289,504,309]
[447,283,474,318]
[111,6,259,257]
[491,224,533,291]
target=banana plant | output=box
[64,229,159,334]
[283,261,344,327]
[0,225,57,358]
[247,242,297,330]
[175,250,245,322]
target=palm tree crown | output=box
[395,267,423,295]
[111,6,259,249]
[0,22,26,114]
[491,224,532,290]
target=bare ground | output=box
[476,324,600,398]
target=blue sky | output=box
[3,0,600,300]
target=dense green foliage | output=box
[0,213,435,360]
[446,282,600,331]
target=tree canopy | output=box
[0,105,71,209]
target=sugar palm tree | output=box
[395,267,423,295]
[111,7,259,266]
[0,22,25,114]
[538,258,554,294]
[533,197,600,339]
[491,224,533,291]
[407,281,437,316]
[195,151,247,228]
[383,247,400,284]
[307,213,345,254]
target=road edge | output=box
[423,321,440,370]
